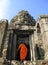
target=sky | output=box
[0,0,48,22]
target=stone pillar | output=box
[12,33,17,59]
[31,33,35,61]
[29,35,33,61]
[8,30,13,60]
[29,33,35,61]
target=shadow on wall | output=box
[35,44,45,60]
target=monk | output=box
[18,43,28,62]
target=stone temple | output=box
[0,10,48,65]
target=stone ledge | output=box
[36,60,48,65]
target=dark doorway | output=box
[16,34,31,61]
[35,44,45,60]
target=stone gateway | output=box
[0,10,48,65]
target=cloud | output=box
[0,0,9,19]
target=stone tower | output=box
[0,11,48,65]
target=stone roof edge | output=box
[37,15,48,21]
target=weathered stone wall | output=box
[36,15,48,60]
[0,19,8,56]
[40,18,48,60]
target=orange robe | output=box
[18,43,28,61]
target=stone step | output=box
[11,61,33,65]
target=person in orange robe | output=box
[18,43,28,62]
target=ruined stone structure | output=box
[0,10,48,65]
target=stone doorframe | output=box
[29,32,35,62]
[13,29,36,62]
[12,29,35,61]
[3,29,35,62]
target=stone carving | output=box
[11,10,36,26]
[2,49,7,59]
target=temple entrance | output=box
[6,32,31,61]
[16,34,31,61]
